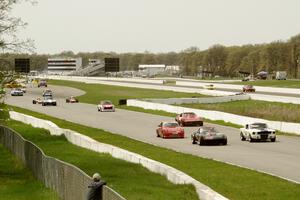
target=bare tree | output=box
[0,0,35,52]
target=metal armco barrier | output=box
[0,126,126,200]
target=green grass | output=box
[48,79,207,106]
[9,106,300,200]
[0,144,59,200]
[228,80,300,88]
[2,120,198,200]
[181,100,300,123]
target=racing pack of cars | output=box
[9,79,277,146]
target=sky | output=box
[12,0,300,54]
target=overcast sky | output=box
[13,0,300,54]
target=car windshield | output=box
[183,113,196,117]
[44,96,53,100]
[102,101,112,105]
[164,122,179,127]
[250,123,267,129]
[200,127,216,134]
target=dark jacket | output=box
[87,180,106,200]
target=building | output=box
[138,64,166,77]
[88,59,101,65]
[47,58,82,74]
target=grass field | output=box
[228,80,300,88]
[48,79,206,105]
[2,120,198,200]
[0,144,59,200]
[181,100,300,123]
[9,106,300,200]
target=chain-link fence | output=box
[0,126,126,200]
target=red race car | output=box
[156,122,184,138]
[175,112,203,126]
[242,85,255,92]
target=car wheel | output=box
[53,103,57,106]
[33,101,36,104]
[156,130,160,137]
[249,136,254,143]
[271,138,276,142]
[223,139,227,145]
[199,138,205,146]
[240,132,246,141]
[192,138,197,144]
[199,121,203,126]
[42,103,45,106]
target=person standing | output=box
[87,173,106,200]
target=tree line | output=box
[1,34,300,78]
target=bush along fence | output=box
[0,126,125,200]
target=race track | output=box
[6,85,300,183]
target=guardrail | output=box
[0,126,125,200]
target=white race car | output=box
[97,100,115,112]
[10,88,24,96]
[42,96,57,106]
[240,122,276,142]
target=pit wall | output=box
[143,94,250,105]
[38,75,164,84]
[9,111,228,200]
[0,126,125,200]
[176,81,300,95]
[127,99,300,135]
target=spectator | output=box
[87,173,106,200]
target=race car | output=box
[97,100,115,112]
[175,112,203,126]
[240,122,276,142]
[242,85,255,92]
[10,88,24,96]
[42,96,57,106]
[38,80,47,87]
[156,122,184,138]
[43,89,52,97]
[32,97,43,104]
[203,84,215,90]
[191,126,227,145]
[66,96,79,103]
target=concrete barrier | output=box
[176,81,300,96]
[127,99,300,135]
[143,94,250,105]
[9,111,228,200]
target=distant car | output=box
[242,85,255,92]
[203,84,215,90]
[240,123,276,142]
[66,96,79,103]
[97,100,115,112]
[42,96,57,106]
[32,97,43,104]
[38,80,47,87]
[175,112,203,126]
[10,88,24,96]
[191,127,227,145]
[43,89,52,97]
[156,122,184,138]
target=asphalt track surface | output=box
[6,85,300,183]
